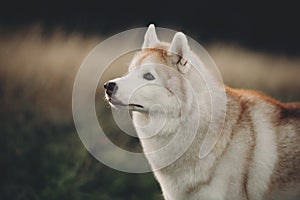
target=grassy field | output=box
[0,26,299,200]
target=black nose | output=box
[104,82,117,97]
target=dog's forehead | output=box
[130,48,168,69]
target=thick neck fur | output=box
[131,47,229,182]
[127,37,236,198]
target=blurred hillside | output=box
[0,25,299,200]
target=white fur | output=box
[142,24,160,49]
[105,25,300,200]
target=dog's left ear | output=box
[168,32,191,73]
[142,24,160,49]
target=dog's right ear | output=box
[142,24,160,49]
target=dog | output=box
[104,24,300,200]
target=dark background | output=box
[1,0,299,56]
[0,1,299,200]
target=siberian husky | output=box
[104,24,300,200]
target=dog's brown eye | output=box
[143,72,155,80]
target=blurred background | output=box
[0,0,299,199]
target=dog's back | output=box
[224,88,300,200]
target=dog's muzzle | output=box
[104,81,144,110]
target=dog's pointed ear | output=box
[142,24,159,49]
[168,32,191,73]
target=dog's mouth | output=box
[108,98,144,110]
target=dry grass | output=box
[0,25,100,121]
[0,26,299,122]
[208,44,300,102]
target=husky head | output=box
[104,24,201,118]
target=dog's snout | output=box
[104,82,117,97]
